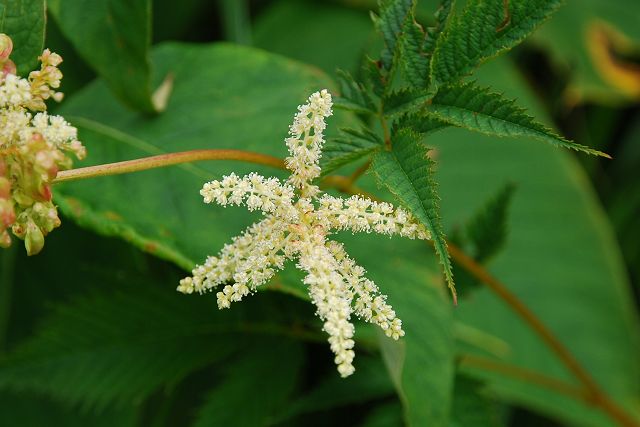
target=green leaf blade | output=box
[466,183,516,263]
[0,0,45,74]
[48,0,156,112]
[371,129,456,301]
[427,83,609,157]
[321,128,383,175]
[431,0,563,86]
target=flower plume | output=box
[179,90,431,377]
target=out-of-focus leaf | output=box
[450,376,503,427]
[48,0,157,112]
[0,0,45,74]
[253,0,373,77]
[533,0,640,103]
[193,338,303,427]
[55,42,344,271]
[0,392,137,427]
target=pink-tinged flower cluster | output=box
[0,34,85,254]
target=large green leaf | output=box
[427,82,608,157]
[253,0,373,77]
[371,130,455,300]
[430,57,640,426]
[430,0,562,86]
[54,42,342,270]
[0,0,45,74]
[48,0,156,112]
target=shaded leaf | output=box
[193,338,303,427]
[466,183,516,262]
[335,70,377,114]
[372,0,413,71]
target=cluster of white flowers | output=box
[179,90,431,377]
[0,34,85,254]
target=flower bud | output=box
[0,34,13,61]
[24,220,44,256]
[2,59,16,76]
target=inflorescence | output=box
[178,90,431,377]
[0,34,84,255]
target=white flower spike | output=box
[179,89,431,377]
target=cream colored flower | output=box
[179,90,430,377]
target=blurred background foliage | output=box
[0,0,638,426]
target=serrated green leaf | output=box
[466,183,516,263]
[392,113,449,135]
[0,0,45,74]
[382,87,430,116]
[336,70,377,114]
[398,11,429,88]
[362,56,386,97]
[426,82,609,157]
[48,0,156,112]
[0,283,242,409]
[193,338,303,427]
[423,0,454,55]
[371,129,456,300]
[431,0,563,86]
[373,0,414,71]
[321,128,383,175]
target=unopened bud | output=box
[0,34,13,61]
[2,59,16,75]
[25,221,44,255]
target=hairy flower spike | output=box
[0,34,84,255]
[180,90,430,377]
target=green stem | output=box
[218,0,252,45]
[53,149,286,184]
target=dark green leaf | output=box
[466,183,516,262]
[398,11,429,88]
[423,0,454,55]
[426,82,609,157]
[275,354,394,423]
[48,0,156,112]
[372,0,413,71]
[321,127,383,175]
[336,70,377,114]
[0,0,45,74]
[382,87,430,116]
[371,129,456,300]
[193,338,303,427]
[451,376,503,427]
[430,0,563,86]
[0,282,242,409]
[392,113,449,135]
